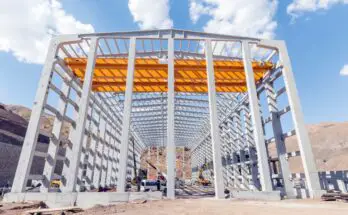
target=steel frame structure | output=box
[10,29,323,200]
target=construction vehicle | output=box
[196,161,212,186]
[50,179,62,188]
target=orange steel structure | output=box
[65,58,274,93]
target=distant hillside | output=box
[269,121,348,172]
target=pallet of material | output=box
[321,193,348,202]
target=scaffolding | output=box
[9,29,323,200]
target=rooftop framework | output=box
[9,29,323,200]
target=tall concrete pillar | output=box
[41,73,71,192]
[276,41,323,198]
[11,39,59,193]
[205,39,224,199]
[242,41,273,192]
[93,118,106,188]
[166,37,176,199]
[117,37,136,192]
[265,82,296,198]
[61,37,98,192]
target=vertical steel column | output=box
[265,83,295,197]
[11,39,59,193]
[277,41,322,198]
[242,41,273,192]
[41,73,71,192]
[166,37,176,199]
[117,37,136,192]
[205,39,224,199]
[61,37,98,192]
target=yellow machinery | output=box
[197,163,211,186]
[50,179,62,188]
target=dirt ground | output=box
[2,198,348,215]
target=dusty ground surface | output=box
[1,198,348,215]
[80,198,348,215]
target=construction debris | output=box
[321,193,348,202]
[23,206,83,215]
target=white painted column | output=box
[182,147,185,179]
[277,41,322,198]
[61,37,98,192]
[100,122,110,187]
[11,39,59,193]
[205,39,224,199]
[85,110,99,188]
[93,118,106,188]
[265,83,296,198]
[117,37,136,192]
[166,37,176,199]
[106,127,116,186]
[241,41,273,192]
[41,75,71,192]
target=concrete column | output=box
[85,110,99,188]
[166,37,176,199]
[11,39,59,193]
[61,37,98,192]
[93,118,106,188]
[277,41,322,198]
[41,74,71,192]
[106,127,115,186]
[265,82,296,198]
[242,107,261,190]
[242,41,273,192]
[117,37,136,192]
[76,131,89,191]
[182,147,185,180]
[111,138,120,185]
[100,122,110,187]
[205,39,224,199]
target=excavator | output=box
[196,160,212,186]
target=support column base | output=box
[230,190,281,201]
[311,190,327,199]
[3,191,163,209]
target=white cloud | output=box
[128,0,173,30]
[340,64,348,76]
[287,0,348,19]
[0,0,94,64]
[189,0,278,39]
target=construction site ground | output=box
[1,198,348,215]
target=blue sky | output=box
[0,0,348,124]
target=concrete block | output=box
[230,190,281,201]
[108,192,130,203]
[311,189,327,199]
[24,192,48,202]
[45,192,77,208]
[3,192,26,203]
[76,192,129,209]
[129,191,162,201]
